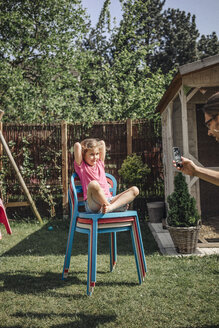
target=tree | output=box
[2,0,217,125]
[156,8,199,73]
[0,0,89,122]
[197,32,219,59]
[83,0,112,57]
[110,1,200,74]
[167,172,200,227]
[72,0,172,123]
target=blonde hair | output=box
[81,138,102,156]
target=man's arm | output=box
[174,157,219,186]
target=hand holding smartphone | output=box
[172,147,183,168]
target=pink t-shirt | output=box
[74,159,111,200]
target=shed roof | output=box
[156,54,219,114]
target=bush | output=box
[167,172,200,227]
[118,153,151,197]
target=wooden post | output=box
[0,113,43,224]
[61,121,68,217]
[179,86,190,188]
[127,118,132,155]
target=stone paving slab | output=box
[148,222,219,256]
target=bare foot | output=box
[114,204,129,212]
[101,203,112,214]
[102,203,129,213]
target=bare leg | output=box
[102,186,139,214]
[86,180,110,212]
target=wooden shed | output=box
[156,54,219,219]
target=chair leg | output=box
[134,215,147,274]
[62,218,76,280]
[130,227,142,284]
[110,232,117,271]
[130,216,147,284]
[86,220,98,295]
[87,230,93,296]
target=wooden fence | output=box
[0,119,163,218]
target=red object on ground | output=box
[0,198,12,235]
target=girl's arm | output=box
[99,140,106,162]
[74,142,83,165]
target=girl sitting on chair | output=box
[74,138,139,214]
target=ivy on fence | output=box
[0,120,164,219]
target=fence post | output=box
[127,118,132,155]
[61,121,68,218]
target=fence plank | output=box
[62,121,68,216]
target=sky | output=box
[81,0,219,37]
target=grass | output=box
[0,219,218,328]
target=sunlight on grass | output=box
[0,220,218,328]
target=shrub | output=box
[167,172,200,227]
[118,153,151,197]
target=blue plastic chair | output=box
[62,172,147,295]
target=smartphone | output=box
[172,147,183,168]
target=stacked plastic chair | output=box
[62,172,147,295]
[0,198,12,239]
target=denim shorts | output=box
[85,197,113,213]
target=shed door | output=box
[196,105,219,218]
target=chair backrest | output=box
[69,172,117,214]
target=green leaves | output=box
[0,0,218,125]
[118,153,151,196]
[167,173,200,227]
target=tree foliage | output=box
[156,8,199,73]
[0,0,218,124]
[197,32,219,59]
[167,173,200,227]
[0,0,89,122]
[119,153,151,197]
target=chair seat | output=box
[62,173,147,295]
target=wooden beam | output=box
[5,201,29,208]
[198,242,219,248]
[198,236,219,248]
[186,87,199,102]
[161,102,174,200]
[179,86,190,187]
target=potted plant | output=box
[167,172,201,254]
[118,153,151,218]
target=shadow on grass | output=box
[0,269,138,296]
[179,326,219,328]
[10,311,117,328]
[1,219,158,257]
[0,271,84,297]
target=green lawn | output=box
[0,219,218,328]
